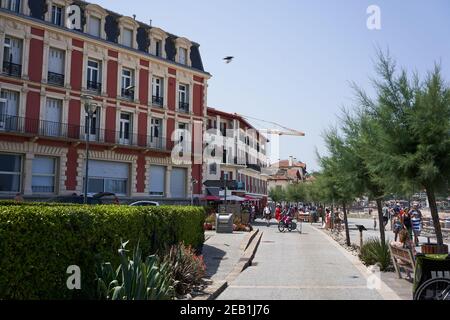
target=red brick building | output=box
[0,1,210,202]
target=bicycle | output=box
[414,278,450,300]
[278,214,296,233]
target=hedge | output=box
[0,205,205,300]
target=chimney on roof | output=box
[289,156,293,167]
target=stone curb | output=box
[193,229,262,300]
[225,231,263,284]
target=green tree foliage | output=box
[357,51,450,245]
[269,187,286,203]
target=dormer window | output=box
[122,28,133,47]
[155,39,162,57]
[88,16,101,37]
[178,47,187,65]
[51,5,63,26]
[2,0,20,13]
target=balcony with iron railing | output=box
[0,114,168,151]
[152,95,164,107]
[87,81,102,93]
[47,72,65,87]
[178,101,190,113]
[2,61,22,78]
[121,88,135,100]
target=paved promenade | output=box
[218,221,400,300]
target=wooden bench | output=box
[389,243,416,280]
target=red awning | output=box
[245,195,259,201]
[201,195,221,201]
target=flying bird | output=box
[223,56,234,64]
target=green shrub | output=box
[359,237,392,271]
[0,205,205,300]
[96,241,175,300]
[163,243,206,297]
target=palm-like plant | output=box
[96,241,175,300]
[359,237,392,271]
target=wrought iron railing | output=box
[121,88,134,100]
[2,61,22,77]
[47,72,65,86]
[0,114,168,151]
[179,102,190,113]
[87,81,102,93]
[152,95,164,107]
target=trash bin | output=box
[216,213,233,234]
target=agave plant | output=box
[96,241,175,300]
[359,237,392,271]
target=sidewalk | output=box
[313,223,414,300]
[218,222,400,300]
[202,230,248,282]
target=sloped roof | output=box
[272,160,306,169]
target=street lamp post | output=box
[81,95,98,205]
[191,178,198,206]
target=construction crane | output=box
[235,113,305,137]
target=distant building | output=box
[266,156,307,191]
[204,108,269,204]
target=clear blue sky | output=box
[90,0,450,171]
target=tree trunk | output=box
[343,202,351,247]
[425,185,444,246]
[376,199,386,244]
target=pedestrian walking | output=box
[410,205,422,246]
[14,193,24,203]
[393,215,403,242]
[401,208,413,242]
[275,205,281,222]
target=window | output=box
[119,112,132,145]
[150,118,162,149]
[32,157,56,193]
[178,84,189,113]
[2,36,22,77]
[3,0,20,12]
[178,47,187,65]
[43,98,62,137]
[0,153,21,192]
[170,167,187,198]
[51,5,63,26]
[87,59,101,92]
[88,16,101,38]
[87,160,129,195]
[121,68,134,99]
[122,28,133,47]
[48,48,65,86]
[149,165,165,196]
[0,90,19,131]
[152,77,163,106]
[154,39,162,57]
[209,163,217,175]
[84,109,99,139]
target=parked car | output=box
[129,201,160,207]
[46,192,118,205]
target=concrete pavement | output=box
[217,220,400,300]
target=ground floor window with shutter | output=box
[170,167,187,199]
[0,153,22,192]
[32,156,56,193]
[149,165,166,196]
[86,160,129,195]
